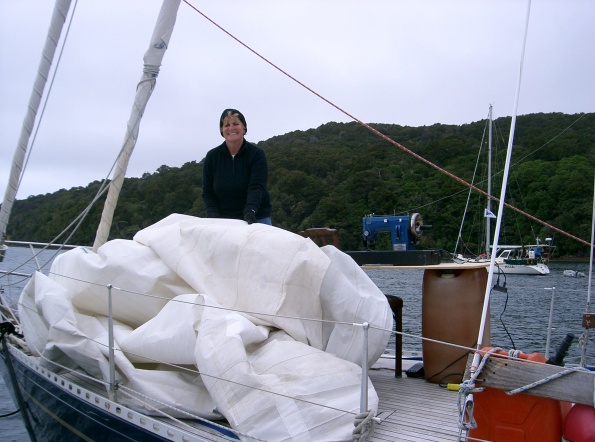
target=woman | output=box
[202,109,272,225]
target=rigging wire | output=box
[17,0,80,192]
[409,111,586,241]
[1,0,127,274]
[453,111,490,257]
[512,113,588,166]
[182,0,591,249]
[493,271,516,350]
[0,181,110,287]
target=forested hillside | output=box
[5,112,594,258]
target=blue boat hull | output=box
[0,347,171,441]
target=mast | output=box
[92,0,181,251]
[485,104,493,257]
[0,0,73,261]
[473,0,532,362]
[581,174,595,367]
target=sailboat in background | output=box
[454,105,555,275]
[491,239,554,275]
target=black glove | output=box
[244,210,257,225]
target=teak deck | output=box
[369,358,462,442]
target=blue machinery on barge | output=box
[347,213,440,266]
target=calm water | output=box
[1,248,593,441]
[1,247,61,442]
[367,262,594,363]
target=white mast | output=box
[462,3,533,437]
[0,0,73,260]
[486,104,493,257]
[92,0,181,251]
[581,175,595,367]
[477,0,532,348]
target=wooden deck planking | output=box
[66,354,465,441]
[369,368,463,442]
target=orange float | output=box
[470,348,567,442]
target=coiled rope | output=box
[352,409,377,441]
[457,347,502,432]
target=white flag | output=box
[484,208,497,218]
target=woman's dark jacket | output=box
[202,140,272,220]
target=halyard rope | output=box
[457,348,501,432]
[506,367,578,396]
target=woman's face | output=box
[222,116,245,144]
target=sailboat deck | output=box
[149,362,464,442]
[369,367,461,441]
[57,352,462,441]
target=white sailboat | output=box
[454,105,555,276]
[492,241,554,275]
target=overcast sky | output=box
[1,0,593,200]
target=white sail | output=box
[92,0,181,251]
[0,0,72,259]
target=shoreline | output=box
[550,257,593,263]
